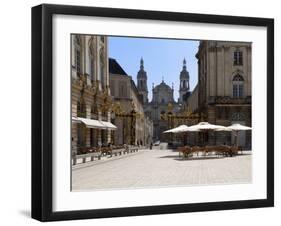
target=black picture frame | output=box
[32,3,274,222]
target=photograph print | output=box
[71,34,252,191]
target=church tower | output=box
[137,58,148,103]
[179,58,190,103]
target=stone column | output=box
[98,110,102,145]
[71,88,80,158]
[131,114,136,145]
[85,104,91,147]
[107,111,111,144]
[105,38,110,89]
[96,38,101,91]
[71,122,78,165]
[81,36,85,75]
[246,106,252,149]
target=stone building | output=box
[109,58,153,146]
[192,40,252,148]
[71,34,116,155]
[140,59,190,142]
[187,84,198,113]
[149,80,179,141]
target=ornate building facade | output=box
[109,58,153,146]
[190,40,252,148]
[71,34,115,155]
[139,59,191,142]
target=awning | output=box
[72,116,81,123]
[100,121,117,130]
[73,117,117,130]
[77,117,106,129]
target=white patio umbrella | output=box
[72,116,81,123]
[172,125,190,133]
[178,126,201,132]
[215,123,252,146]
[163,128,174,133]
[172,125,191,146]
[214,126,233,146]
[188,122,227,131]
[163,125,190,146]
[163,125,189,133]
[227,123,252,147]
[177,125,203,146]
[227,123,252,131]
[187,122,228,145]
[214,127,233,131]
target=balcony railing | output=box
[208,96,251,105]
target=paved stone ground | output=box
[72,149,252,191]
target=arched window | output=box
[183,80,186,88]
[74,36,81,74]
[232,74,244,98]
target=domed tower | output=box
[152,78,175,104]
[179,58,190,103]
[137,58,148,103]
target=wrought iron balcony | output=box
[208,96,252,105]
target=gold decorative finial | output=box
[167,102,173,112]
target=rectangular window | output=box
[234,51,243,65]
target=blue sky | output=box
[108,36,199,101]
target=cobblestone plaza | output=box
[72,148,251,191]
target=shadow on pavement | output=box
[158,155,232,161]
